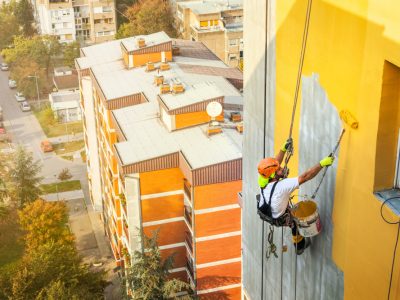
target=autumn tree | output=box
[18,199,74,250]
[58,167,73,181]
[0,199,107,299]
[6,146,42,207]
[0,4,20,49]
[116,0,177,39]
[126,231,193,299]
[15,0,35,36]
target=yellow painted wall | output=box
[133,51,173,67]
[276,1,400,299]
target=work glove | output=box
[320,156,334,167]
[281,138,293,152]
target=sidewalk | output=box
[47,132,84,144]
[42,189,85,202]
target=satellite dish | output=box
[206,101,222,118]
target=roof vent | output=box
[160,83,170,94]
[206,101,223,136]
[172,45,180,55]
[137,37,146,48]
[230,112,242,122]
[146,61,155,72]
[171,79,184,94]
[160,62,170,71]
[236,122,243,133]
[154,73,164,86]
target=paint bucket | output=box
[291,200,322,237]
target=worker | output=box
[257,139,334,255]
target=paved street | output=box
[0,65,86,183]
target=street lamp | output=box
[28,72,40,110]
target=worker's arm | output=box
[298,156,334,185]
[276,138,293,164]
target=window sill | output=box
[374,188,400,216]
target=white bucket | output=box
[291,200,322,237]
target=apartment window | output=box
[374,61,400,215]
[82,17,89,23]
[94,19,101,24]
[200,20,208,27]
[63,22,69,28]
[229,39,238,46]
[96,30,114,37]
[102,6,112,12]
[104,18,112,24]
[229,54,238,61]
[93,7,102,13]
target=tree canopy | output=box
[15,0,35,36]
[62,41,80,68]
[116,0,177,39]
[126,231,193,299]
[0,4,20,49]
[6,146,43,208]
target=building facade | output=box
[243,0,400,299]
[77,32,244,298]
[33,0,116,44]
[176,0,243,68]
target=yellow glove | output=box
[320,156,334,167]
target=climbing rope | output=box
[266,225,278,259]
[311,128,346,199]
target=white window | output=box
[229,39,238,46]
[102,6,112,13]
[93,7,102,13]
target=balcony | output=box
[186,261,195,285]
[183,179,192,202]
[185,231,193,254]
[184,206,192,228]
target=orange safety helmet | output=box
[257,157,280,178]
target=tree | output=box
[15,0,35,36]
[0,6,20,49]
[1,35,61,77]
[18,199,74,250]
[126,231,193,299]
[6,146,42,207]
[10,58,47,98]
[58,168,73,181]
[116,0,177,39]
[63,41,80,68]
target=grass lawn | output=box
[53,140,85,155]
[61,155,73,161]
[33,107,83,137]
[40,180,82,194]
[0,211,24,270]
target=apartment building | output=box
[176,0,243,68]
[243,1,400,299]
[33,0,116,44]
[76,32,244,298]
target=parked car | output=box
[15,92,26,102]
[0,63,9,71]
[8,79,16,89]
[20,101,31,112]
[40,140,53,152]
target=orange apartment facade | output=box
[76,32,244,298]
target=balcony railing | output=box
[183,179,191,202]
[186,261,195,284]
[185,231,193,253]
[184,206,192,227]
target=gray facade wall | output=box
[242,1,344,299]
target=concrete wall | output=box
[244,0,400,299]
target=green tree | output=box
[62,41,80,68]
[115,0,136,26]
[116,0,177,39]
[7,146,42,207]
[2,35,61,77]
[0,5,20,49]
[126,231,193,299]
[15,0,35,36]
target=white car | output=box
[0,63,9,71]
[8,79,16,89]
[15,92,26,102]
[20,101,31,112]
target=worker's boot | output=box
[295,237,311,255]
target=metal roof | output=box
[120,31,171,53]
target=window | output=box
[229,54,238,61]
[94,19,101,24]
[229,39,238,46]
[93,7,102,14]
[374,61,400,215]
[102,6,112,13]
[200,20,208,27]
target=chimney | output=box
[146,61,155,72]
[230,112,242,122]
[154,73,164,86]
[137,37,146,48]
[160,83,170,94]
[236,122,243,133]
[160,62,170,71]
[171,79,184,94]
